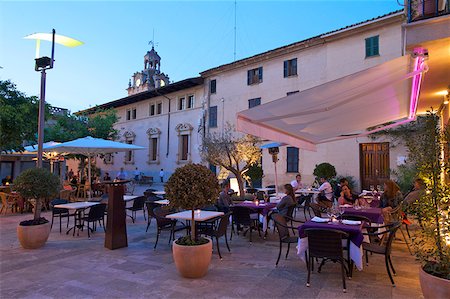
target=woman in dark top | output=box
[337,185,359,205]
[276,184,296,216]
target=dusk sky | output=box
[0,0,402,112]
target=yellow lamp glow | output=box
[24,32,83,58]
[435,90,449,96]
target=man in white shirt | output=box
[290,174,303,191]
[159,169,164,183]
[318,177,333,208]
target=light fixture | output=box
[24,29,83,168]
[444,94,449,105]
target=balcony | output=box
[407,0,449,22]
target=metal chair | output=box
[231,206,260,242]
[271,212,303,266]
[362,221,402,287]
[81,203,107,238]
[50,199,71,233]
[199,212,232,259]
[153,207,189,249]
[304,228,349,293]
[126,196,146,223]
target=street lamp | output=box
[24,29,83,168]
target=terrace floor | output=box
[0,185,423,299]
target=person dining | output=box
[404,178,426,206]
[380,180,403,222]
[103,172,112,181]
[275,184,296,216]
[217,181,233,213]
[337,185,359,206]
[317,176,334,208]
[290,174,303,191]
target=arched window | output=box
[123,131,136,164]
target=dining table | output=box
[297,218,369,271]
[166,210,224,222]
[342,206,384,224]
[233,201,277,232]
[54,201,100,236]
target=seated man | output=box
[217,181,233,213]
[317,176,333,209]
[404,178,426,206]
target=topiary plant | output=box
[165,163,220,244]
[313,162,337,181]
[13,168,60,225]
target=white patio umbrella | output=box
[44,136,145,199]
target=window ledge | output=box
[365,54,380,59]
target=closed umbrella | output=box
[44,136,145,199]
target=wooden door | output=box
[360,143,390,190]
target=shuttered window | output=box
[248,98,261,109]
[247,67,263,85]
[365,36,379,58]
[209,106,218,128]
[283,58,297,77]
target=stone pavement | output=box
[0,190,423,299]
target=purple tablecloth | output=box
[298,220,364,247]
[233,202,277,216]
[343,207,384,224]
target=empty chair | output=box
[304,228,349,293]
[231,206,260,242]
[0,192,16,214]
[199,212,232,259]
[153,207,190,249]
[387,206,412,254]
[271,212,303,266]
[145,201,159,232]
[81,203,107,238]
[126,196,147,223]
[362,221,402,286]
[50,199,71,233]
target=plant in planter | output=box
[313,162,337,185]
[165,163,221,278]
[13,167,60,249]
[390,113,449,297]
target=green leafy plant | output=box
[165,163,221,244]
[13,168,60,224]
[313,162,337,181]
[377,113,449,280]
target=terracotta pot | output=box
[172,238,212,278]
[419,266,450,299]
[17,222,51,249]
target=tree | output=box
[0,80,48,153]
[45,109,118,142]
[201,125,261,197]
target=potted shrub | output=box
[313,162,337,185]
[165,163,221,278]
[14,168,60,249]
[405,113,449,298]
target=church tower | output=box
[127,46,170,96]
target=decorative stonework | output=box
[123,131,136,165]
[175,123,193,134]
[146,127,161,136]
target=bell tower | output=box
[127,44,170,96]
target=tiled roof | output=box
[200,10,403,75]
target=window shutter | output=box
[292,58,297,75]
[365,38,371,57]
[258,67,263,82]
[283,60,288,77]
[247,70,251,85]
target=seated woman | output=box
[275,184,296,217]
[380,180,403,222]
[337,185,359,206]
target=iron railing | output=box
[407,0,450,22]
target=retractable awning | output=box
[237,55,426,151]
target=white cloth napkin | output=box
[311,216,330,223]
[342,219,361,225]
[339,204,353,208]
[243,200,252,203]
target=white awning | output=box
[237,55,426,151]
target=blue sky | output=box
[0,0,402,112]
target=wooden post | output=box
[104,181,128,250]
